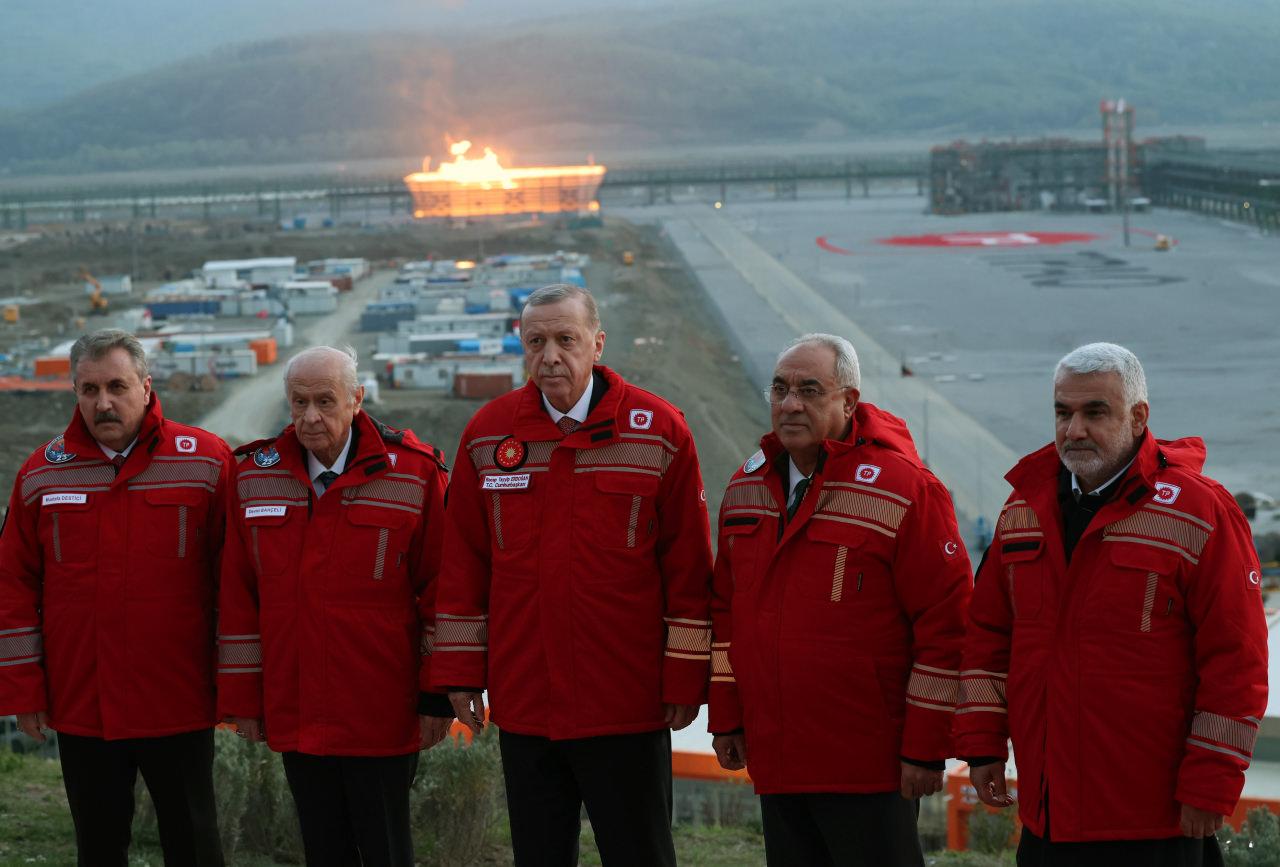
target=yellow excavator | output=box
[81,268,108,315]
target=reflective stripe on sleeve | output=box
[665,618,711,661]
[957,668,1008,715]
[1187,711,1259,764]
[0,626,42,667]
[217,633,263,673]
[434,613,488,652]
[905,663,960,712]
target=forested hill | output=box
[3,0,1278,174]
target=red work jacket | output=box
[958,432,1268,841]
[429,366,715,739]
[216,411,447,756]
[0,395,233,739]
[708,402,972,793]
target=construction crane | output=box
[80,267,109,315]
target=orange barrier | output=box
[0,375,70,391]
[248,337,278,365]
[34,356,71,377]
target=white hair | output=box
[782,333,861,389]
[1054,342,1147,408]
[284,345,360,397]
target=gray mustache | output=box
[94,412,122,424]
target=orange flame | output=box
[404,142,606,218]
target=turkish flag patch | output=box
[939,539,961,559]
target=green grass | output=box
[0,748,1009,866]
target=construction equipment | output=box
[80,267,109,315]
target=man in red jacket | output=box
[960,342,1267,865]
[217,345,453,867]
[708,333,972,867]
[432,284,714,867]
[0,329,233,866]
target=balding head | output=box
[285,346,364,467]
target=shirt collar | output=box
[306,427,354,481]
[787,456,810,499]
[541,375,594,425]
[98,436,139,461]
[1071,455,1136,500]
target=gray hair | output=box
[1054,342,1148,408]
[782,333,861,390]
[522,284,600,330]
[70,329,149,384]
[285,345,360,398]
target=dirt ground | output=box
[0,216,769,524]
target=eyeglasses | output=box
[763,384,848,405]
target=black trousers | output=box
[281,751,419,867]
[499,728,677,867]
[58,728,223,867]
[1017,827,1224,867]
[759,791,925,867]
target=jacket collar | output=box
[63,391,165,463]
[272,410,390,490]
[755,400,922,470]
[512,365,623,444]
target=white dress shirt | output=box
[541,375,594,426]
[98,437,139,462]
[306,428,354,497]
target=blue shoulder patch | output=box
[44,436,76,464]
[253,445,281,468]
[743,449,766,474]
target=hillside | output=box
[3,0,1279,174]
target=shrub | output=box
[967,806,1017,855]
[1220,806,1280,867]
[412,727,506,862]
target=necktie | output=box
[316,470,339,494]
[557,417,580,435]
[787,477,810,521]
[111,453,127,476]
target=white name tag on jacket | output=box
[483,473,531,490]
[245,505,287,518]
[42,493,87,506]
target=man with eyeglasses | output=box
[708,333,972,867]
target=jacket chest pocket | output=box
[482,474,535,552]
[40,497,96,565]
[803,520,886,604]
[138,487,208,560]
[591,472,660,550]
[1000,540,1046,621]
[721,515,772,592]
[1097,544,1184,634]
[341,505,415,585]
[244,510,298,578]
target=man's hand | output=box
[231,717,265,742]
[900,762,945,799]
[16,711,49,744]
[664,703,699,731]
[449,691,486,736]
[1180,804,1225,838]
[712,733,748,771]
[970,762,1015,807]
[420,715,454,750]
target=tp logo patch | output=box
[855,464,882,484]
[629,409,653,430]
[175,435,197,453]
[1153,482,1182,505]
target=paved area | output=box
[624,196,1280,532]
